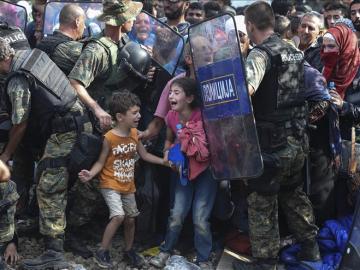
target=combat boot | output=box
[232,258,277,270]
[22,236,69,270]
[64,231,93,259]
[297,239,321,262]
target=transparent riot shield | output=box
[189,14,263,180]
[339,197,360,270]
[43,1,103,37]
[128,11,185,76]
[0,0,27,31]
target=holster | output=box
[257,122,287,152]
[68,132,102,177]
[247,152,281,196]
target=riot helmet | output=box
[118,41,151,81]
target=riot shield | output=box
[188,14,263,180]
[339,196,360,270]
[43,1,103,37]
[128,11,185,76]
[0,0,27,31]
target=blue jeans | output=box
[160,169,218,262]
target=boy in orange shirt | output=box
[79,91,168,268]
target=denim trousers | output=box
[160,168,218,262]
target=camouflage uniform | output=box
[37,31,83,75]
[245,43,318,260]
[68,33,129,108]
[0,180,19,252]
[6,51,92,240]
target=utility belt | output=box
[256,119,306,152]
[51,111,90,134]
[36,110,102,188]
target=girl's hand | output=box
[330,90,344,109]
[163,149,169,162]
[78,170,93,183]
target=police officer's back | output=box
[37,4,85,75]
[233,2,320,270]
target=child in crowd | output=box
[78,91,169,268]
[0,160,20,269]
[150,78,218,270]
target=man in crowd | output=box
[350,0,360,44]
[25,0,46,47]
[0,37,92,269]
[185,2,205,25]
[234,2,320,269]
[37,4,86,75]
[161,0,190,36]
[271,0,295,16]
[298,11,324,71]
[323,2,346,29]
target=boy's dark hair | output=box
[274,14,290,37]
[271,0,294,16]
[170,77,201,109]
[109,90,141,119]
[324,2,347,13]
[245,1,275,31]
[189,2,203,11]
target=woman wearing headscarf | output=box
[320,21,360,214]
[321,21,360,139]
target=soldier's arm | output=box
[0,76,30,163]
[70,79,111,130]
[245,48,269,96]
[69,43,111,130]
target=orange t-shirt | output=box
[99,128,138,193]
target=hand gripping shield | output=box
[188,14,263,180]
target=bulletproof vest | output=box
[253,34,306,120]
[36,32,78,75]
[252,34,307,150]
[0,23,30,51]
[6,49,77,142]
[37,33,72,57]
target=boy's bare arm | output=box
[79,139,110,181]
[137,141,169,166]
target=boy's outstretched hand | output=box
[78,170,93,183]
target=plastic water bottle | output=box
[329,81,336,91]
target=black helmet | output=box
[118,41,151,81]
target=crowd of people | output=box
[1,0,360,270]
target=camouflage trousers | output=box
[66,177,103,228]
[37,122,92,238]
[247,136,318,259]
[0,180,19,244]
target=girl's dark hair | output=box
[170,77,201,109]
